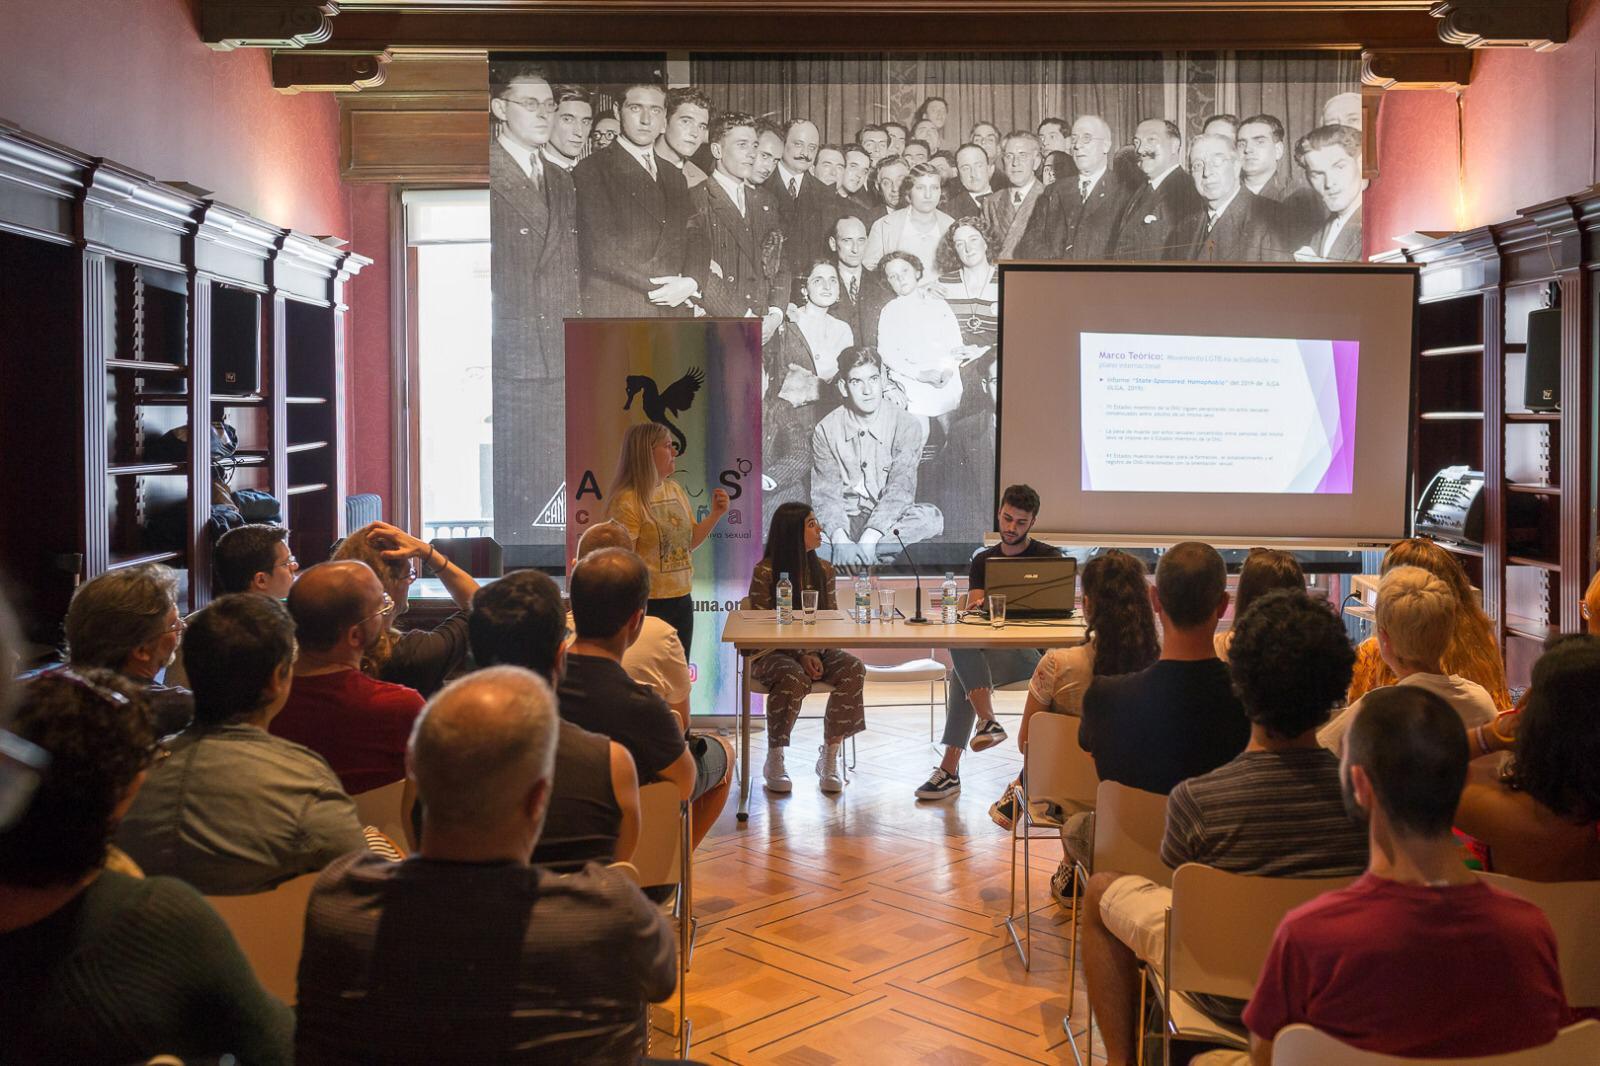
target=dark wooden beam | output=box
[1431,0,1568,52]
[203,0,340,51]
[1361,46,1473,89]
[271,48,392,92]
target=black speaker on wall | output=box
[211,284,261,395]
[1524,304,1561,413]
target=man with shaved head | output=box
[295,667,676,1064]
[269,560,425,794]
[1180,131,1286,261]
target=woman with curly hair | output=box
[1216,548,1304,661]
[935,215,1001,361]
[332,520,480,696]
[1347,537,1511,710]
[1455,635,1600,880]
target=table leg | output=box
[737,652,752,822]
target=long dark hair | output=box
[1510,635,1600,823]
[1081,550,1160,676]
[1234,548,1305,622]
[762,501,826,596]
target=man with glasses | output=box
[589,113,620,152]
[981,130,1043,259]
[269,561,425,795]
[168,523,300,688]
[1018,115,1129,261]
[1180,131,1287,262]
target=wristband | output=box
[1488,716,1516,745]
[1472,725,1490,757]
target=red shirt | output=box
[270,669,424,795]
[1245,873,1569,1058]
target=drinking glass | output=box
[801,588,819,624]
[989,593,1007,629]
[878,588,897,622]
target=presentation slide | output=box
[1080,332,1358,495]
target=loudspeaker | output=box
[1524,305,1561,412]
[211,284,261,395]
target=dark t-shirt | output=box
[968,537,1062,591]
[384,612,472,697]
[1078,658,1248,794]
[533,719,623,870]
[557,653,686,783]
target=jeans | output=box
[940,646,1041,750]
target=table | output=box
[720,609,1089,821]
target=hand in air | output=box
[709,487,731,520]
[365,521,429,562]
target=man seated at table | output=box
[915,484,1059,801]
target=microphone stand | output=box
[894,529,934,626]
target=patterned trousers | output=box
[752,647,868,746]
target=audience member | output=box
[61,563,192,736]
[1347,537,1511,710]
[575,521,691,720]
[469,568,640,868]
[1216,548,1304,660]
[117,594,364,894]
[334,520,479,697]
[0,671,292,1064]
[271,561,426,795]
[295,667,675,1064]
[1584,567,1600,634]
[215,523,300,597]
[1321,565,1496,753]
[1242,686,1570,1061]
[1081,590,1366,1066]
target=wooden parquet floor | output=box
[651,692,1103,1065]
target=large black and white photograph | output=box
[488,52,1366,569]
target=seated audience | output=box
[1242,686,1571,1061]
[1347,537,1511,710]
[1082,590,1367,1066]
[468,568,640,868]
[60,563,192,736]
[748,502,867,794]
[562,547,731,847]
[1216,548,1303,660]
[0,671,292,1065]
[295,667,675,1065]
[116,594,365,894]
[1455,635,1600,880]
[334,520,480,696]
[1320,565,1496,752]
[168,523,300,687]
[270,561,426,794]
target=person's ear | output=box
[1148,583,1163,616]
[1348,763,1375,814]
[249,571,272,594]
[525,777,551,828]
[1216,589,1231,621]
[490,97,509,123]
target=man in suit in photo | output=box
[1294,123,1366,262]
[1180,132,1286,262]
[1017,114,1127,260]
[772,118,839,285]
[574,82,703,319]
[1037,117,1070,158]
[866,154,909,228]
[541,84,592,174]
[884,122,908,157]
[489,63,582,542]
[688,111,787,330]
[837,144,878,215]
[981,131,1044,259]
[814,145,845,189]
[590,114,619,152]
[1239,113,1323,247]
[827,213,890,347]
[902,139,932,169]
[857,125,890,164]
[970,121,1009,191]
[654,86,711,190]
[1323,91,1364,131]
[1113,118,1203,261]
[945,142,995,221]
[751,120,785,188]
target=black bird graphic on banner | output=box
[624,368,704,455]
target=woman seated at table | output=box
[1215,547,1304,661]
[748,502,867,796]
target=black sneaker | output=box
[1050,859,1080,907]
[970,718,1008,752]
[914,767,961,800]
[989,790,1018,830]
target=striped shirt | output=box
[1160,748,1369,876]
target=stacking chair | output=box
[1271,1019,1600,1066]
[1476,873,1600,1008]
[631,781,696,1058]
[351,778,414,852]
[1003,713,1097,971]
[205,872,321,1003]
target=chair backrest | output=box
[1091,780,1171,886]
[1477,872,1600,1007]
[1025,712,1098,811]
[205,872,321,1003]
[1272,1020,1600,1066]
[1167,864,1355,1001]
[632,781,686,889]
[429,536,504,578]
[351,779,411,850]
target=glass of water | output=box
[801,588,819,624]
[989,593,1006,629]
[879,588,896,622]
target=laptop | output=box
[983,556,1078,619]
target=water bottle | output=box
[776,572,793,625]
[941,571,959,624]
[854,569,873,623]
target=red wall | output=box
[346,186,394,511]
[1367,0,1600,254]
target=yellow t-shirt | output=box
[612,480,695,599]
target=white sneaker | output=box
[763,747,792,793]
[816,742,845,794]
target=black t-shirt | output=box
[557,653,686,783]
[1078,658,1249,794]
[533,720,623,870]
[968,538,1062,591]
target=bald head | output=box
[408,665,558,832]
[576,520,634,558]
[569,547,650,640]
[287,560,385,652]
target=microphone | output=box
[894,529,934,626]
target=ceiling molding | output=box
[271,49,393,92]
[1430,0,1568,51]
[203,0,340,51]
[1360,46,1473,89]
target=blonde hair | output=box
[330,521,409,673]
[1585,569,1600,636]
[605,423,670,521]
[1376,565,1456,667]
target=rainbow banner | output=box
[564,319,764,718]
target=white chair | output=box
[1004,713,1097,972]
[632,780,695,1057]
[205,872,321,1003]
[1271,1019,1600,1065]
[862,656,948,741]
[1476,872,1600,1008]
[351,778,413,851]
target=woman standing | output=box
[863,163,953,273]
[748,502,867,793]
[605,422,729,655]
[763,260,854,501]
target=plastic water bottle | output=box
[776,572,793,625]
[941,572,959,624]
[854,569,873,623]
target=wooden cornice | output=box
[1361,46,1473,89]
[204,0,340,51]
[271,48,392,92]
[1431,0,1568,52]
